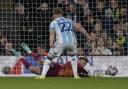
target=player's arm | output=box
[50,29,55,48]
[73,23,91,42]
[49,21,56,48]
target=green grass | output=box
[0,77,128,89]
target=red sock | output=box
[20,58,31,69]
[30,52,41,61]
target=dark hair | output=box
[53,7,63,15]
[2,66,11,74]
[79,56,88,63]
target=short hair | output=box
[79,56,88,63]
[2,66,11,74]
[53,7,63,15]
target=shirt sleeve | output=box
[49,21,57,31]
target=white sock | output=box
[71,60,78,77]
[41,59,51,77]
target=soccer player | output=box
[21,43,48,64]
[36,7,91,79]
[2,46,89,77]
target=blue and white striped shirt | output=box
[49,17,77,44]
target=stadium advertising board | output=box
[0,56,128,77]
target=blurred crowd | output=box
[0,0,128,56]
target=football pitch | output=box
[0,77,128,89]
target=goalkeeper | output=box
[2,43,88,77]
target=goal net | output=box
[0,0,128,77]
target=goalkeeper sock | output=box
[71,60,78,77]
[41,58,51,77]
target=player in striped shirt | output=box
[37,7,91,79]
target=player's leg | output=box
[36,45,63,79]
[10,47,42,75]
[66,43,80,79]
[20,57,31,69]
[70,54,81,79]
[21,43,41,61]
[21,43,32,54]
[19,57,42,75]
[36,56,52,79]
[10,48,29,68]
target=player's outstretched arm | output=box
[73,23,91,42]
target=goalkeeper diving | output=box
[2,43,90,77]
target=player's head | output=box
[78,56,88,68]
[2,66,11,75]
[52,7,63,19]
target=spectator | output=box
[66,3,77,22]
[119,6,128,52]
[115,29,126,55]
[111,42,121,55]
[90,31,97,42]
[15,3,25,15]
[0,36,7,54]
[36,3,51,48]
[76,0,89,12]
[90,37,112,55]
[107,0,120,20]
[14,3,26,28]
[93,19,102,37]
[86,31,97,54]
[81,8,94,33]
[0,36,12,55]
[77,47,84,56]
[5,42,13,55]
[101,8,114,34]
[101,32,113,49]
[119,6,128,24]
[116,29,126,47]
[121,22,128,36]
[94,0,106,19]
[14,3,34,49]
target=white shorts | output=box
[48,43,77,59]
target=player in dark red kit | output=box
[2,43,88,77]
